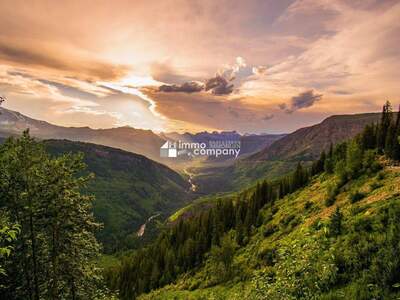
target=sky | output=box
[0,0,399,134]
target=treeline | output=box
[108,151,319,299]
[319,101,399,203]
[0,132,104,299]
[109,101,400,299]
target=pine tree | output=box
[377,101,393,152]
[329,207,343,237]
[0,132,101,299]
[392,106,400,161]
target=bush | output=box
[310,217,323,231]
[349,191,366,203]
[325,183,339,207]
[304,201,313,210]
[377,171,385,180]
[353,217,373,232]
[258,247,276,266]
[263,224,277,237]
[280,214,295,227]
[325,196,336,207]
[369,181,383,192]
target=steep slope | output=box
[0,107,165,162]
[140,166,400,299]
[44,139,190,252]
[192,113,386,194]
[251,113,384,161]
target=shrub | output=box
[263,224,277,237]
[349,191,366,203]
[325,196,336,207]
[304,201,313,210]
[377,171,385,180]
[329,207,343,237]
[310,218,323,231]
[353,217,373,232]
[369,181,383,192]
[258,247,276,266]
[325,183,339,207]
[280,214,295,227]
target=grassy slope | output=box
[140,165,400,299]
[169,158,305,223]
[192,159,300,195]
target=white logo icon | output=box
[160,141,177,158]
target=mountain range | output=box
[0,107,284,167]
[191,112,387,194]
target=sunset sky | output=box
[0,0,399,134]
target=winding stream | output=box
[183,168,197,192]
[137,213,161,237]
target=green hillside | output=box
[105,102,400,299]
[140,165,400,299]
[43,139,190,252]
[192,113,387,195]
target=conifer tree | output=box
[0,132,101,299]
[329,207,343,237]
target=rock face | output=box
[250,113,386,161]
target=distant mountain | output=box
[160,131,285,159]
[0,107,165,162]
[43,139,191,252]
[250,113,385,161]
[192,113,388,194]
[0,108,284,166]
[240,133,286,157]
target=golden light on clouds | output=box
[0,0,399,133]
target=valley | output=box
[1,103,400,299]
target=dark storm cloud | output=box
[204,75,234,95]
[158,81,204,93]
[280,90,322,113]
[158,75,235,95]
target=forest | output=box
[1,101,400,299]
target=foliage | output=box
[349,190,365,203]
[133,101,400,299]
[251,233,338,300]
[0,212,19,277]
[329,207,343,237]
[44,139,190,253]
[0,131,102,299]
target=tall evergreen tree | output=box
[377,101,393,152]
[0,132,101,299]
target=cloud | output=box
[150,62,198,84]
[252,66,268,76]
[0,41,129,81]
[156,71,235,96]
[156,57,249,96]
[218,56,247,80]
[158,81,203,93]
[263,113,274,121]
[280,90,322,113]
[204,75,234,95]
